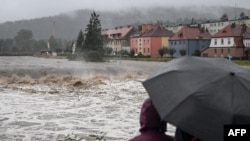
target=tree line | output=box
[0,11,115,62]
[0,29,75,56]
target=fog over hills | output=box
[0,6,249,40]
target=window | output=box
[228,38,231,44]
[203,53,208,57]
[221,39,224,45]
[221,48,224,54]
[214,39,217,45]
[214,49,217,54]
[148,48,150,53]
[228,48,230,53]
[144,48,145,53]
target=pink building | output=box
[130,24,174,57]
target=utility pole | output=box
[53,21,56,38]
[235,0,237,20]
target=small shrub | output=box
[83,50,104,62]
[89,133,106,141]
[57,134,83,141]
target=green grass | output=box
[57,132,106,141]
[66,55,250,66]
[105,56,173,62]
[233,60,250,66]
[119,57,250,66]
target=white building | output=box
[101,25,135,55]
[167,18,250,35]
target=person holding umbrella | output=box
[142,56,250,141]
[128,98,173,141]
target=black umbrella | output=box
[142,56,250,141]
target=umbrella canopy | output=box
[142,56,250,141]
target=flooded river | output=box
[0,56,175,141]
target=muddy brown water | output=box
[2,56,248,141]
[0,56,176,141]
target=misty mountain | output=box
[0,6,249,40]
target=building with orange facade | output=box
[130,24,174,57]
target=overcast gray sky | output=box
[0,0,250,23]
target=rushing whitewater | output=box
[0,56,175,141]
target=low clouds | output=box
[0,0,249,23]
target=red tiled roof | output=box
[170,26,211,40]
[101,25,134,40]
[213,24,250,38]
[141,24,174,37]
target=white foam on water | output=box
[0,78,175,141]
[0,56,175,141]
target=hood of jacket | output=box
[139,98,167,133]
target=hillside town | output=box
[102,17,250,59]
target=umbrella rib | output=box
[168,75,228,115]
[162,74,228,119]
[195,75,228,95]
[236,76,250,91]
[231,75,250,123]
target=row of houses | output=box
[202,24,250,58]
[101,18,250,59]
[166,18,250,35]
